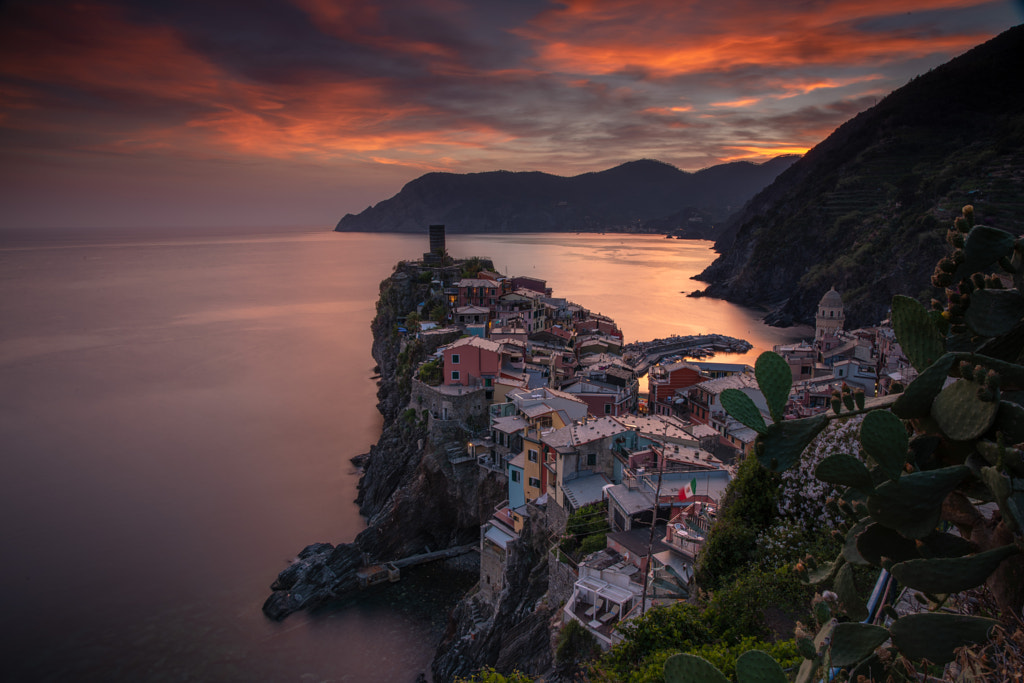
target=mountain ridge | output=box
[335,156,798,238]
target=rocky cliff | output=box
[695,25,1024,328]
[264,260,506,618]
[432,513,558,681]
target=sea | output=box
[0,227,808,682]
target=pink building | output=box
[443,336,503,387]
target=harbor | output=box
[623,334,753,375]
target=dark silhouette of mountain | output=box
[334,156,798,238]
[696,24,1024,327]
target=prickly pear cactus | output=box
[715,205,1024,681]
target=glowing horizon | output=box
[0,0,1020,228]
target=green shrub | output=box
[417,357,442,385]
[555,618,601,669]
[705,566,814,641]
[600,603,711,676]
[455,668,533,683]
[593,600,800,683]
[578,532,607,556]
[695,453,785,590]
[685,637,801,680]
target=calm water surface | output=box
[0,228,805,682]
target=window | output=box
[451,353,460,364]
[604,403,612,414]
[451,370,460,381]
[587,453,597,466]
[511,470,521,483]
[529,477,541,488]
[528,449,539,463]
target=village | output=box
[401,227,918,650]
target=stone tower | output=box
[816,287,845,341]
[423,224,446,264]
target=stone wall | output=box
[547,549,578,609]
[479,534,506,609]
[411,379,490,447]
[546,496,570,536]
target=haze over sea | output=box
[0,227,807,682]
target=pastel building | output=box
[443,336,503,388]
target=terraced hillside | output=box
[698,25,1024,328]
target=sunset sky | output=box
[1,0,1021,229]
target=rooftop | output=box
[607,527,672,558]
[615,415,695,444]
[454,305,490,315]
[492,415,527,434]
[606,483,655,516]
[456,278,500,288]
[694,372,759,394]
[445,336,503,353]
[562,472,611,509]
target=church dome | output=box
[819,287,843,308]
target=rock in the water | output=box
[262,542,363,621]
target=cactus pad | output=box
[755,351,792,423]
[890,543,1020,594]
[891,295,946,371]
[842,519,872,565]
[994,400,1024,444]
[663,653,729,683]
[966,289,1024,337]
[860,410,908,482]
[953,225,1017,282]
[807,557,843,585]
[735,650,788,683]
[720,388,768,434]
[835,563,867,620]
[815,453,874,494]
[916,530,978,559]
[797,636,817,660]
[983,465,1020,531]
[866,465,970,538]
[828,623,890,667]
[892,353,955,419]
[856,523,919,565]
[756,414,828,472]
[931,379,998,440]
[890,613,998,664]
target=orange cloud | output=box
[710,97,763,108]
[0,2,510,173]
[518,0,997,77]
[768,74,886,98]
[720,145,812,162]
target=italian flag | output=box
[679,477,698,501]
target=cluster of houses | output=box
[404,233,913,648]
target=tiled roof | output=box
[492,415,527,434]
[446,336,503,353]
[456,278,500,288]
[695,372,759,394]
